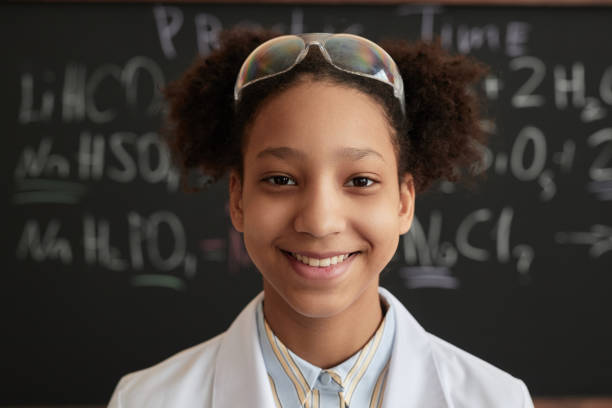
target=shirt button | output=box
[319,372,332,385]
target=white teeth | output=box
[291,252,354,267]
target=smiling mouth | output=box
[280,250,360,267]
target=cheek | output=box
[364,215,400,252]
[243,190,293,225]
[352,194,402,259]
[240,191,292,253]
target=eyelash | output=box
[262,175,377,188]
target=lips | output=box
[280,249,359,281]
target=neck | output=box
[262,282,383,369]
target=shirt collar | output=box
[255,292,396,407]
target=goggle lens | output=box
[324,35,396,86]
[236,36,304,90]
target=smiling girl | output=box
[108,27,534,407]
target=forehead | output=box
[243,80,396,163]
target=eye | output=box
[345,176,376,188]
[263,175,297,186]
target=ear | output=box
[228,169,244,233]
[398,173,415,235]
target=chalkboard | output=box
[2,3,611,405]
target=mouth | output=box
[280,249,361,267]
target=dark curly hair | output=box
[161,26,489,194]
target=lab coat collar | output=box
[212,292,276,408]
[212,288,448,408]
[378,286,448,407]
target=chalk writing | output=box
[556,225,612,258]
[18,59,165,124]
[401,207,534,284]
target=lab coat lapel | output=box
[379,287,448,408]
[212,288,448,407]
[212,292,276,408]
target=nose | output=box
[293,178,346,238]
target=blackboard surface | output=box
[2,3,611,404]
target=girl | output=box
[108,27,534,407]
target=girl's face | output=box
[229,79,414,320]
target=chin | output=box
[282,289,355,319]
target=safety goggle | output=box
[233,33,406,115]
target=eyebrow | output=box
[255,146,385,163]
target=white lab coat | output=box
[108,287,533,407]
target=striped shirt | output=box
[255,295,395,408]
